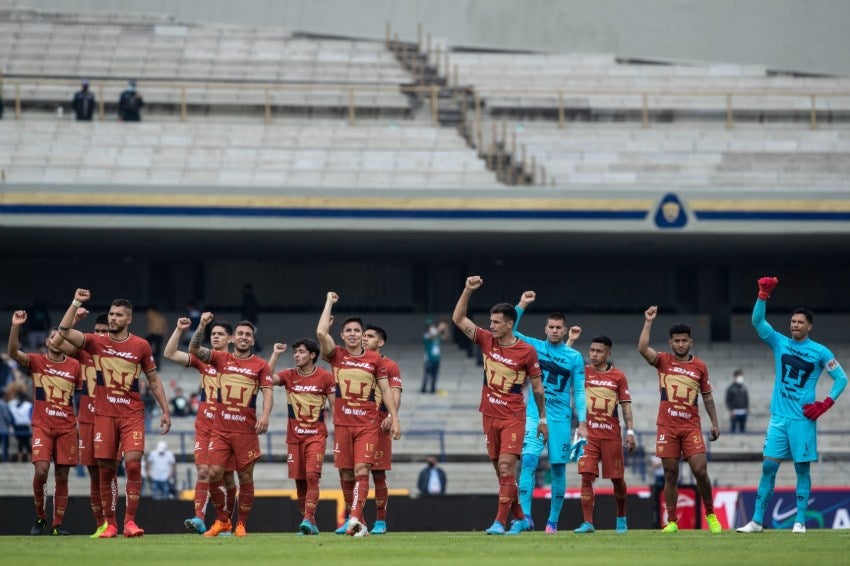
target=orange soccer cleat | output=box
[97,523,119,538]
[123,521,145,538]
[234,522,247,537]
[203,520,232,538]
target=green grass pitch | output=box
[2,530,849,566]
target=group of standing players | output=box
[7,274,847,537]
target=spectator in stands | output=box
[145,441,176,500]
[8,384,33,462]
[169,386,192,417]
[0,394,12,462]
[421,319,449,394]
[117,79,144,122]
[72,79,96,121]
[417,456,447,496]
[145,304,168,368]
[725,369,749,433]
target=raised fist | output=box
[757,277,779,300]
[74,308,90,323]
[465,276,484,290]
[273,343,288,354]
[199,312,214,326]
[326,292,339,304]
[176,317,192,330]
[11,310,27,326]
[644,306,658,321]
[519,290,536,308]
[74,289,91,303]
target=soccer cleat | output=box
[661,521,679,533]
[616,516,628,534]
[30,518,48,536]
[345,516,363,536]
[352,524,369,538]
[526,517,535,531]
[506,517,530,535]
[334,519,349,535]
[706,513,722,533]
[123,521,145,538]
[792,522,806,533]
[184,517,207,535]
[370,520,387,535]
[544,520,558,534]
[299,519,319,536]
[97,524,119,538]
[736,521,764,533]
[203,519,233,538]
[90,522,108,539]
[484,521,506,535]
[52,525,71,536]
[574,521,596,534]
[234,522,247,537]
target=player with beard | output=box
[164,317,238,534]
[189,313,273,538]
[638,306,721,533]
[57,290,171,538]
[316,292,401,537]
[9,313,82,536]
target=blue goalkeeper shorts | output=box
[763,415,818,462]
[522,419,571,464]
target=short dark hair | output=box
[95,314,109,325]
[669,323,691,337]
[365,324,387,343]
[235,320,256,334]
[291,338,320,362]
[591,335,612,348]
[111,298,134,311]
[342,316,363,330]
[548,312,566,323]
[490,303,517,323]
[211,321,233,336]
[792,307,814,324]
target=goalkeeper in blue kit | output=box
[512,291,586,534]
[737,277,847,534]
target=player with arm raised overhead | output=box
[9,311,82,536]
[453,276,545,536]
[638,305,721,534]
[512,290,586,534]
[56,289,171,539]
[737,277,847,534]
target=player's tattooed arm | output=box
[702,392,720,441]
[452,276,483,340]
[188,312,213,363]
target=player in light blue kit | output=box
[512,291,586,534]
[737,277,847,534]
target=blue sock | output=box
[548,464,566,524]
[518,453,538,517]
[753,459,780,525]
[794,462,811,525]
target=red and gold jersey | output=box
[84,333,155,417]
[28,354,81,430]
[208,350,273,433]
[187,354,219,432]
[473,328,542,420]
[71,349,97,424]
[653,352,711,429]
[375,356,403,416]
[585,364,631,441]
[325,345,383,427]
[276,366,335,441]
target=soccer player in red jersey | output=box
[638,305,722,533]
[57,289,172,538]
[452,275,547,535]
[362,324,403,535]
[575,335,635,534]
[268,338,335,535]
[316,291,401,537]
[164,317,238,535]
[9,311,82,536]
[51,309,111,535]
[189,312,273,538]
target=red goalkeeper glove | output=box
[757,276,779,300]
[803,397,834,420]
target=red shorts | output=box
[333,425,378,469]
[482,415,524,460]
[94,414,145,460]
[209,430,261,471]
[578,437,625,479]
[372,428,393,471]
[32,425,78,466]
[287,434,328,479]
[194,424,237,469]
[77,422,96,467]
[656,425,706,460]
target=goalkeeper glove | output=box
[803,397,834,420]
[757,276,778,300]
[569,430,586,462]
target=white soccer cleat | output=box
[792,522,806,533]
[345,516,362,536]
[736,521,764,533]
